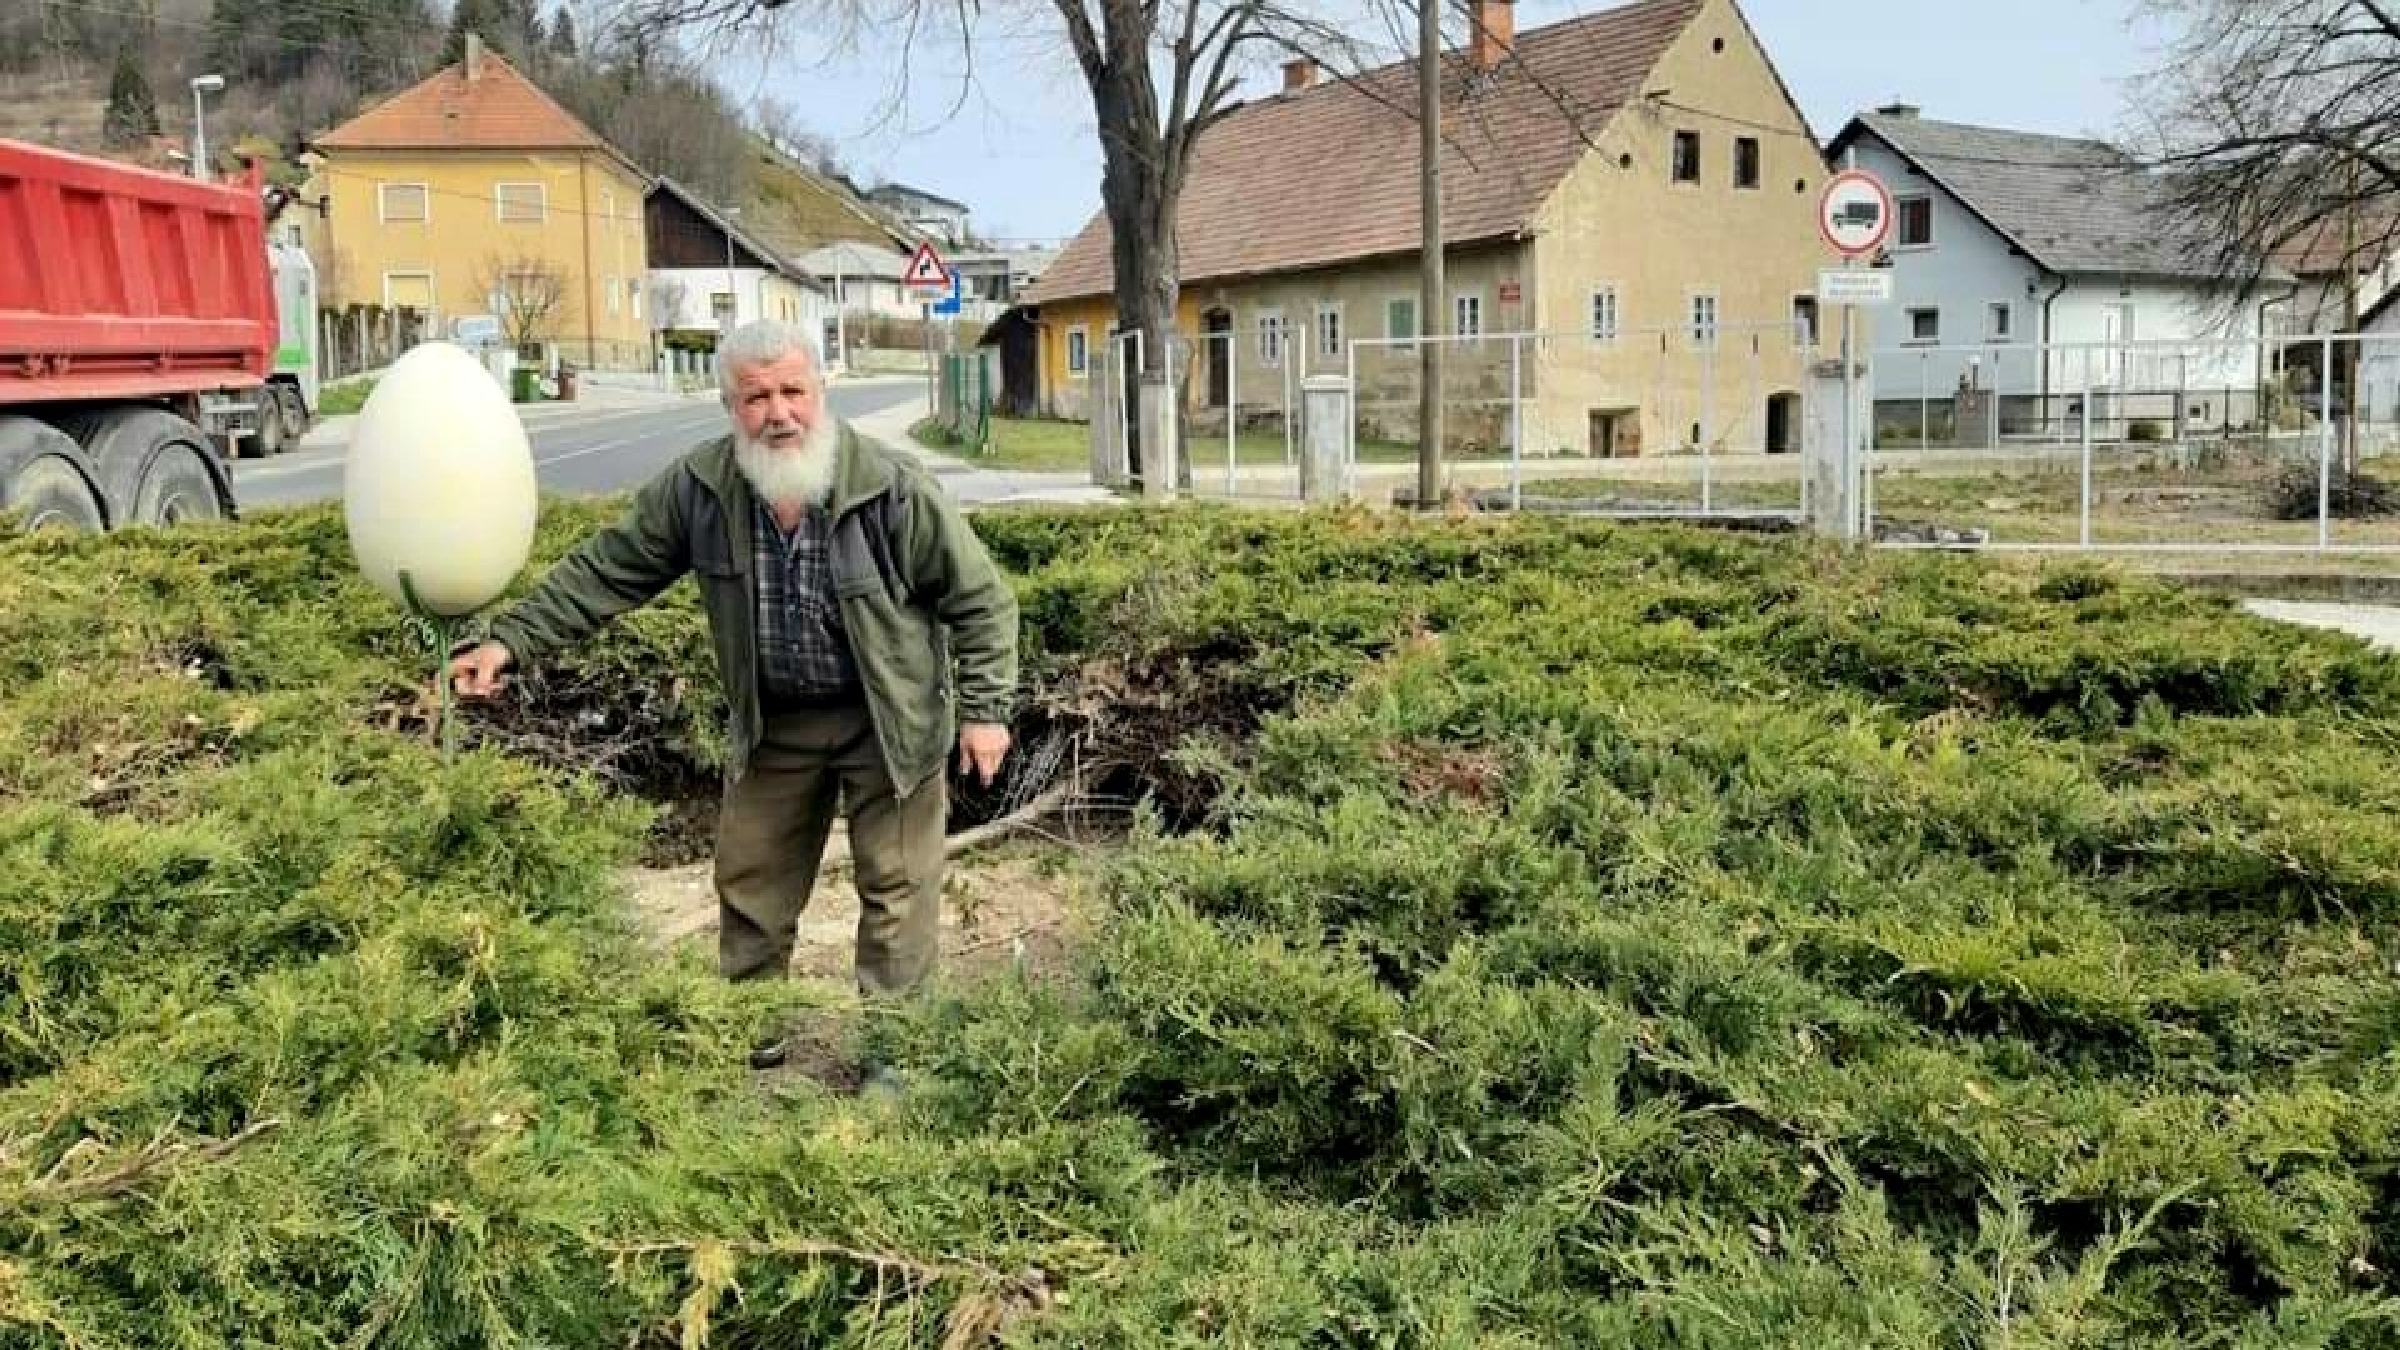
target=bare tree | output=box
[615,0,1384,482]
[649,276,692,331]
[2135,0,2400,473]
[476,255,570,356]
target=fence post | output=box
[1302,375,1352,505]
[1345,336,1360,502]
[2320,334,2336,550]
[1509,334,1523,512]
[1700,338,1715,513]
[1226,333,1238,497]
[2080,345,2094,547]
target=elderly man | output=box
[448,320,1018,1071]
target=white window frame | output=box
[381,269,435,309]
[1454,289,1484,339]
[1688,291,1719,350]
[1386,295,1417,341]
[494,181,546,224]
[1315,302,1343,359]
[1987,301,2013,342]
[1896,195,1934,249]
[1591,284,1620,343]
[1066,325,1090,378]
[378,182,429,223]
[1256,309,1287,367]
[606,274,621,315]
[1906,306,1941,345]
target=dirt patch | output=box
[618,837,1086,986]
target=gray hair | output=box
[717,319,826,402]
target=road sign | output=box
[1819,169,1895,258]
[1817,268,1893,305]
[903,240,951,290]
[932,269,963,316]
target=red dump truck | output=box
[0,138,288,530]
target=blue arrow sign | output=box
[931,267,964,317]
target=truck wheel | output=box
[251,399,287,457]
[72,408,233,528]
[0,417,107,532]
[274,383,309,447]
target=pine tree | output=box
[442,0,498,66]
[547,8,577,59]
[101,48,160,148]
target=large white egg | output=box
[343,341,539,618]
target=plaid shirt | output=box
[753,499,861,702]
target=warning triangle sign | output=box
[902,241,951,289]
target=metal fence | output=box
[1863,333,2400,555]
[318,304,432,381]
[1335,320,1818,514]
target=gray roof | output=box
[1836,113,2235,281]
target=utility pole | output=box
[1417,0,1444,509]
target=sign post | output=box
[1817,166,1894,540]
[904,242,952,423]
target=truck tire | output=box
[251,398,287,457]
[71,408,234,527]
[273,383,309,447]
[0,417,107,532]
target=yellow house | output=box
[1026,0,1839,458]
[314,36,652,371]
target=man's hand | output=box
[956,722,1012,786]
[447,641,516,699]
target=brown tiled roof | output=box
[2272,212,2400,277]
[1026,0,1703,305]
[317,50,636,174]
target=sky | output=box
[704,0,2177,249]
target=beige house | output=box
[1025,0,1836,458]
[313,37,653,371]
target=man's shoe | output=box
[748,1035,791,1071]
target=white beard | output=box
[734,418,841,511]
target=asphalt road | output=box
[230,380,921,512]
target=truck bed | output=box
[0,138,274,407]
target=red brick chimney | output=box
[1469,0,1514,71]
[1282,57,1318,93]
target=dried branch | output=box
[10,1118,283,1210]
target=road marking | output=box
[236,406,724,483]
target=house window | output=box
[631,280,643,320]
[378,183,429,223]
[606,275,620,315]
[1792,295,1819,348]
[382,270,434,310]
[1454,291,1483,338]
[1591,285,1619,342]
[1387,296,1416,341]
[1066,325,1090,377]
[495,182,546,223]
[1673,131,1701,184]
[1689,292,1718,348]
[1316,302,1343,358]
[1988,302,2013,341]
[1907,307,1941,344]
[1898,196,1934,247]
[1734,137,1760,189]
[1257,310,1287,366]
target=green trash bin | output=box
[510,366,539,404]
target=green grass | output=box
[8,505,2400,1344]
[914,415,1428,473]
[315,377,376,417]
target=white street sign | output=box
[1818,268,1893,305]
[1818,169,1895,258]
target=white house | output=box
[644,178,826,349]
[865,182,971,247]
[1828,107,2285,440]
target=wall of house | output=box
[322,149,652,369]
[647,267,821,338]
[1524,0,1828,458]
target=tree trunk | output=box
[1088,14,1181,490]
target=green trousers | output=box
[714,704,947,994]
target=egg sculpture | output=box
[343,341,540,618]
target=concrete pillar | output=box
[1802,354,1875,539]
[1302,374,1352,505]
[1139,375,1179,502]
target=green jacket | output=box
[485,425,1018,796]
